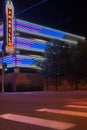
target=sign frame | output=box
[5,0,14,54]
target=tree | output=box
[37,39,70,90]
[37,39,87,90]
[67,41,87,90]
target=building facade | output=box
[0,18,86,91]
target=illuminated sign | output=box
[5,0,14,54]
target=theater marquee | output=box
[5,0,14,54]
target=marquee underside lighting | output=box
[0,36,47,52]
[0,54,44,69]
[14,19,85,41]
[15,37,47,52]
[15,19,65,39]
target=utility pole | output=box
[1,50,4,93]
[1,0,14,93]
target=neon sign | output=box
[5,0,14,54]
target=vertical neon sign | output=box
[5,0,14,54]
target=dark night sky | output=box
[0,0,87,37]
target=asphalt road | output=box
[0,90,87,130]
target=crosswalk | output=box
[36,102,87,129]
[0,101,87,130]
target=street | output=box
[0,90,87,130]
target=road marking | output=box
[0,113,75,130]
[65,105,87,109]
[71,102,87,105]
[37,108,87,117]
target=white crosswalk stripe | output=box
[0,113,76,130]
[64,105,87,109]
[37,108,87,117]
